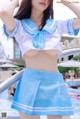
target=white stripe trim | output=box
[50,21,56,29]
[12,101,73,112]
[23,22,37,31]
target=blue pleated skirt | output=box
[11,67,74,116]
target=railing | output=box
[60,38,80,58]
[61,48,80,57]
[0,69,24,93]
[0,38,80,93]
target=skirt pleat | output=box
[11,67,74,116]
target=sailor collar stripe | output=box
[21,18,58,34]
[21,19,58,49]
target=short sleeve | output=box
[3,19,21,38]
[58,19,79,36]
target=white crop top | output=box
[3,18,79,58]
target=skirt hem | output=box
[11,68,74,116]
[11,104,74,116]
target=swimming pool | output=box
[0,89,80,119]
[68,88,80,119]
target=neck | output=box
[30,8,43,28]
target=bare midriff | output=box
[23,50,59,72]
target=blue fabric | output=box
[74,29,79,36]
[67,19,79,35]
[11,67,74,116]
[32,30,45,49]
[22,19,58,50]
[67,81,80,86]
[43,19,58,33]
[3,18,79,59]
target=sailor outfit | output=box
[3,18,79,115]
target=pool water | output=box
[68,88,80,119]
[0,89,80,119]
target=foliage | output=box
[72,55,80,61]
[58,66,78,74]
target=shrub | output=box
[72,55,80,61]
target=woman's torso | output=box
[23,50,59,72]
[4,18,75,72]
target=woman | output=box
[0,0,80,119]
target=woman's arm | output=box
[0,0,19,32]
[61,0,80,30]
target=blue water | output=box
[67,81,80,87]
[0,89,80,119]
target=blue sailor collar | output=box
[21,18,58,49]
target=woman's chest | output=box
[17,31,61,48]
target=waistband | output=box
[23,67,64,82]
[25,67,61,74]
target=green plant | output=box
[58,66,78,74]
[72,55,80,61]
[16,62,25,67]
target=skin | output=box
[0,0,80,119]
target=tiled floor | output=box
[0,90,80,119]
